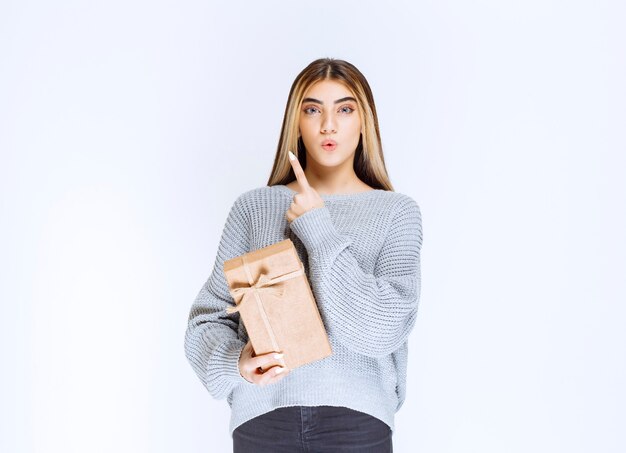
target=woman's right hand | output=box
[238,341,290,386]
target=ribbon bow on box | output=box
[226,254,305,353]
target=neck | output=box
[300,155,365,195]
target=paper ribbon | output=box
[226,254,304,353]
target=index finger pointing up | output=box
[288,150,311,191]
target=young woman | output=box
[184,57,423,452]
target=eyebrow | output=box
[301,96,357,105]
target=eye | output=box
[303,106,320,115]
[339,105,355,114]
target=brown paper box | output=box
[223,238,332,371]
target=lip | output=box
[322,140,337,151]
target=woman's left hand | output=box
[285,150,325,223]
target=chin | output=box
[314,155,351,167]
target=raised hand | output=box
[285,150,325,223]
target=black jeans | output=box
[232,405,393,453]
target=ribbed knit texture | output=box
[184,184,423,438]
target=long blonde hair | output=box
[266,58,394,191]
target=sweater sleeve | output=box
[184,194,256,399]
[288,196,423,358]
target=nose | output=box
[321,113,337,134]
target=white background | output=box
[1,1,625,452]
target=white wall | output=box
[1,1,624,452]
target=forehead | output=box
[303,79,354,99]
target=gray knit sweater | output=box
[184,184,423,437]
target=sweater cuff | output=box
[288,205,350,253]
[208,339,256,390]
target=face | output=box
[298,79,362,169]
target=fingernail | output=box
[288,150,296,161]
[273,353,284,359]
[275,367,284,374]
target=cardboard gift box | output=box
[223,238,332,371]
